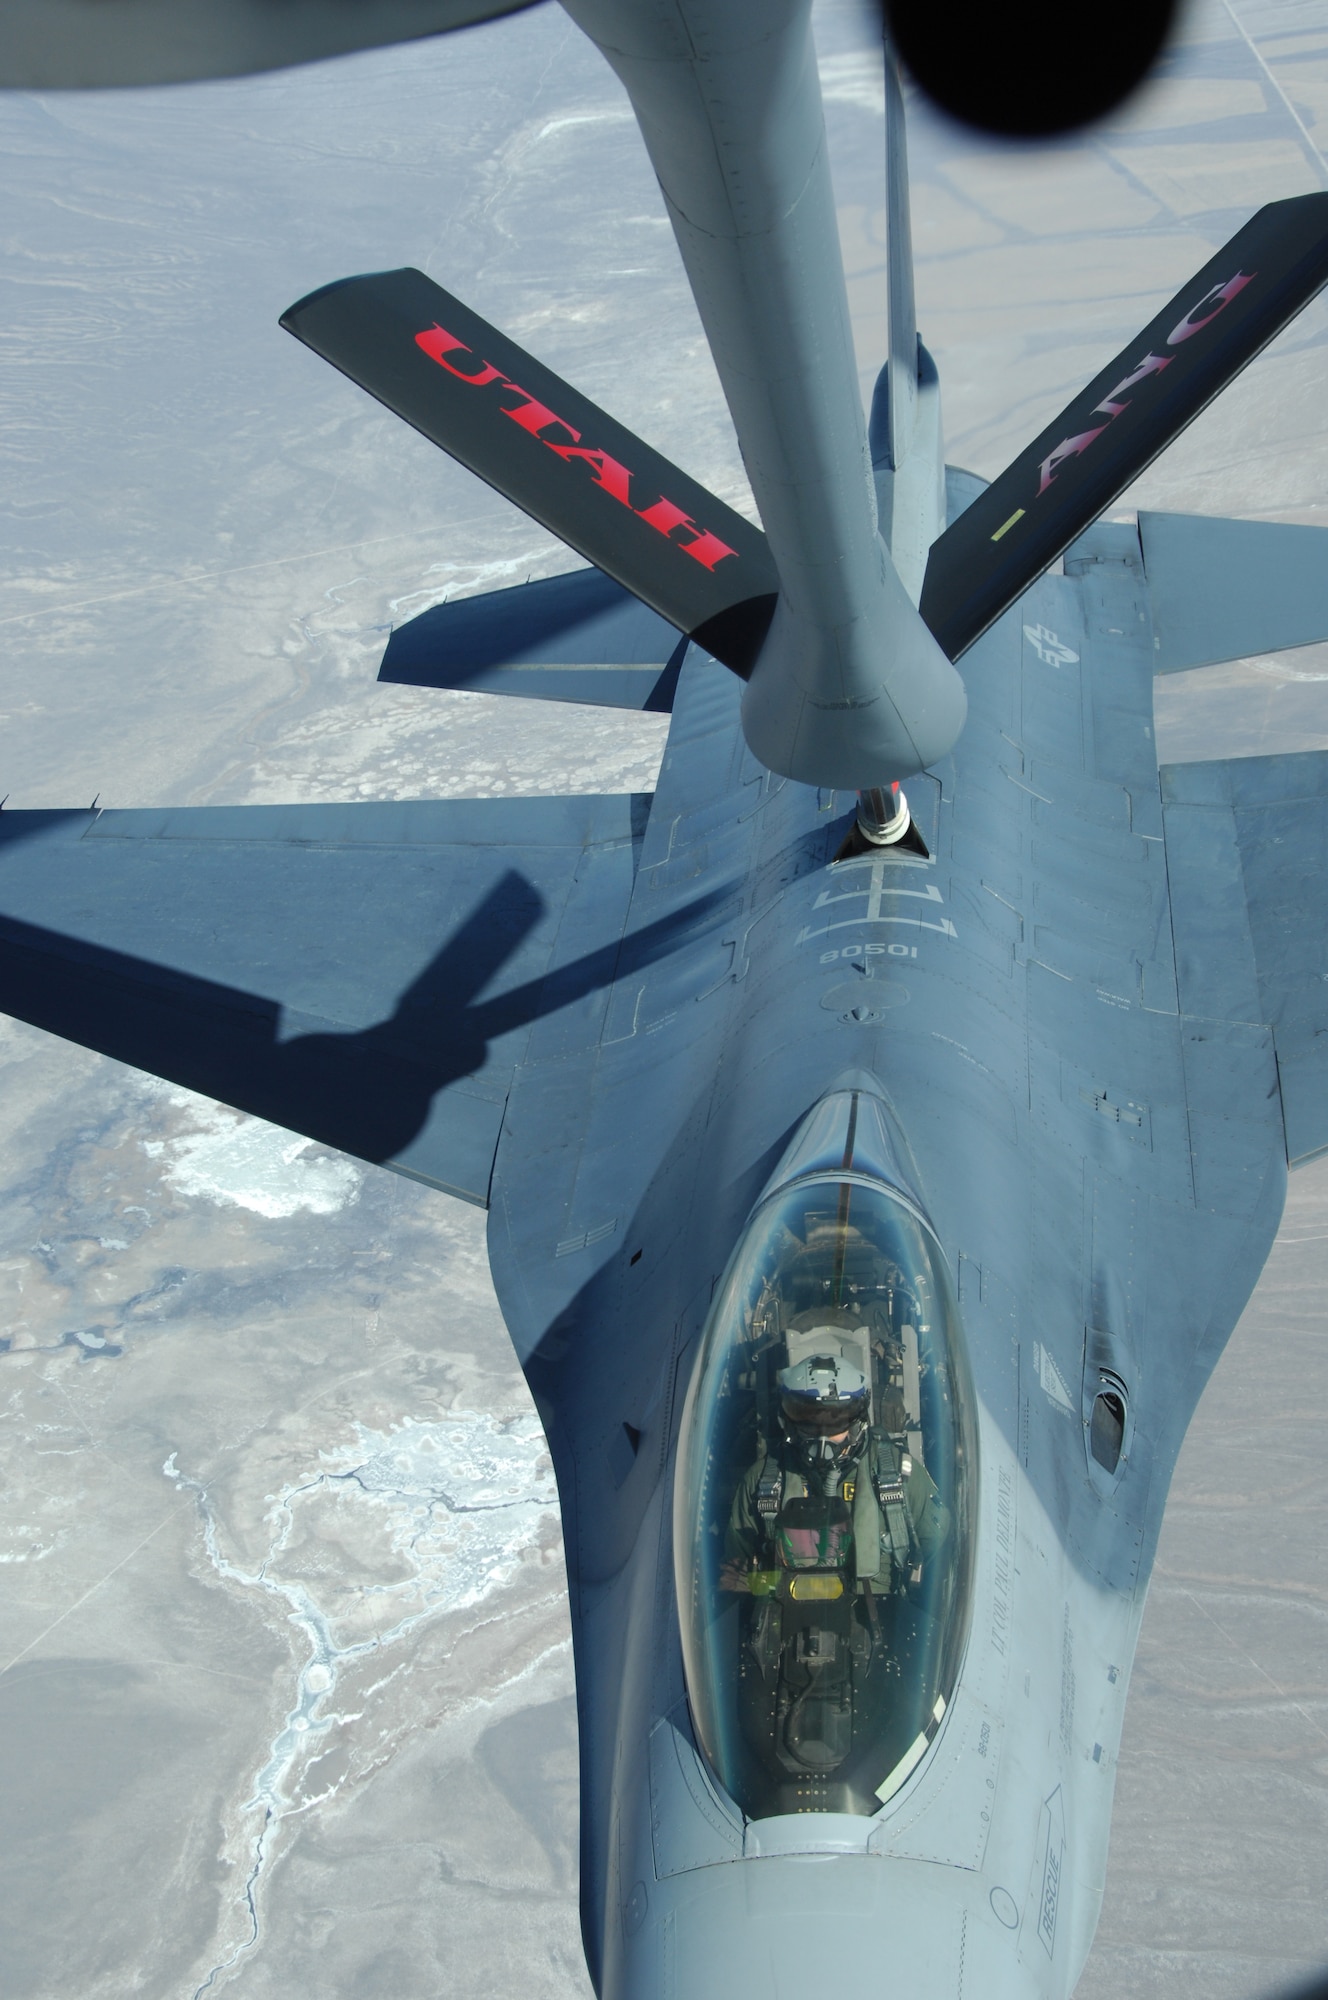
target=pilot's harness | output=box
[754,1429,918,1584]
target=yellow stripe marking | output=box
[991,508,1026,542]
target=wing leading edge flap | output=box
[1162,752,1328,1165]
[281,268,779,676]
[0,794,707,1208]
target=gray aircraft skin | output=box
[5,4,1328,1999]
[477,504,1321,2000]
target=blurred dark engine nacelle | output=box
[884,0,1181,140]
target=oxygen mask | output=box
[778,1351,869,1473]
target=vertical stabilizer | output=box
[884,44,917,471]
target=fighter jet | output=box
[3,4,1328,1997]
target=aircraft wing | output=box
[1163,751,1328,1165]
[0,794,665,1207]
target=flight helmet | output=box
[778,1349,869,1466]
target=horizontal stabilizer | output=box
[1141,511,1328,672]
[281,268,779,675]
[921,194,1328,659]
[381,567,687,710]
[1162,751,1328,1164]
[0,795,725,1208]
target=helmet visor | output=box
[780,1390,868,1435]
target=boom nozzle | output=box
[856,785,912,847]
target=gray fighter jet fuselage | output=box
[468,12,1321,1987]
[4,3,1328,1997]
[482,510,1295,1999]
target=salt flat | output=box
[0,2,1326,1994]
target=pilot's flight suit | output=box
[726,1427,949,1590]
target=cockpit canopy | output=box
[674,1091,977,1820]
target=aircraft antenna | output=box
[884,41,917,473]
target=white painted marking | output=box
[798,856,957,944]
[1023,622,1080,667]
[1034,1342,1075,1415]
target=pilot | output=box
[721,1347,949,1597]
